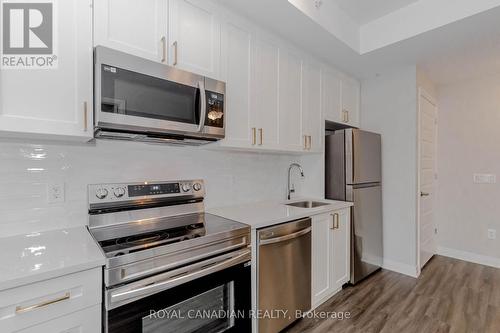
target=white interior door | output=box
[418,90,438,269]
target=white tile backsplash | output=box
[0,139,322,237]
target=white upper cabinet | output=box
[220,18,254,148]
[341,76,360,127]
[94,0,168,63]
[251,35,279,149]
[0,0,93,141]
[302,60,322,152]
[322,67,360,128]
[322,69,342,124]
[169,0,221,79]
[279,48,303,151]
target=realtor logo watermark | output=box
[1,0,57,69]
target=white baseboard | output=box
[437,246,500,268]
[382,258,419,278]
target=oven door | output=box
[94,46,224,139]
[105,250,251,333]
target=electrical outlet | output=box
[47,182,65,203]
[488,229,497,240]
[473,174,496,184]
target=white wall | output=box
[0,139,314,237]
[361,66,419,275]
[436,73,500,264]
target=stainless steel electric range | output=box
[87,180,251,333]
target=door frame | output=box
[416,87,438,276]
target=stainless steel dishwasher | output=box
[258,218,311,333]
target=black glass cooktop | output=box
[90,212,248,258]
[98,222,206,257]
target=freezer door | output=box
[347,184,383,284]
[346,129,382,185]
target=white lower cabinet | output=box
[14,305,100,333]
[0,268,101,333]
[311,208,351,308]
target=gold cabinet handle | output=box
[258,128,263,145]
[83,102,88,132]
[16,293,70,314]
[173,41,178,66]
[252,128,256,145]
[334,213,340,229]
[304,135,308,150]
[342,109,349,123]
[308,136,312,150]
[160,36,167,63]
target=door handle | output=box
[252,128,257,145]
[304,135,307,150]
[173,41,178,66]
[330,213,339,229]
[421,192,430,197]
[16,293,71,314]
[83,101,88,132]
[258,128,263,145]
[197,81,206,132]
[259,227,311,246]
[308,136,312,150]
[160,36,167,63]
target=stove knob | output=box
[181,183,191,192]
[95,188,108,199]
[114,187,126,198]
[193,183,202,191]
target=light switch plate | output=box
[488,229,497,240]
[473,174,496,184]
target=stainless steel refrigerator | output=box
[326,129,383,284]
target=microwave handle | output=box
[197,80,207,132]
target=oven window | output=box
[101,65,200,125]
[142,282,234,333]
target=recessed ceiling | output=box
[333,0,419,25]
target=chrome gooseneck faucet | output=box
[287,163,305,200]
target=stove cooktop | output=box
[89,212,248,259]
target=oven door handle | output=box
[108,249,250,307]
[197,80,206,132]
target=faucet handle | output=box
[290,184,295,194]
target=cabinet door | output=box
[220,20,253,148]
[332,208,351,289]
[322,69,342,123]
[279,48,303,151]
[341,77,360,127]
[302,60,322,152]
[169,0,221,79]
[252,36,279,148]
[15,305,100,333]
[94,0,167,62]
[0,0,93,141]
[311,213,334,307]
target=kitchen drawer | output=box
[13,304,100,333]
[0,268,101,332]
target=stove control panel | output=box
[88,180,204,206]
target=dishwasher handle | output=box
[259,227,311,246]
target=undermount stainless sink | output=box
[286,201,330,208]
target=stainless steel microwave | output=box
[94,46,225,145]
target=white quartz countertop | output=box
[208,198,353,229]
[0,227,105,291]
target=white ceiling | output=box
[219,0,500,85]
[333,0,419,24]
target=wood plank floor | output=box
[285,255,500,333]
